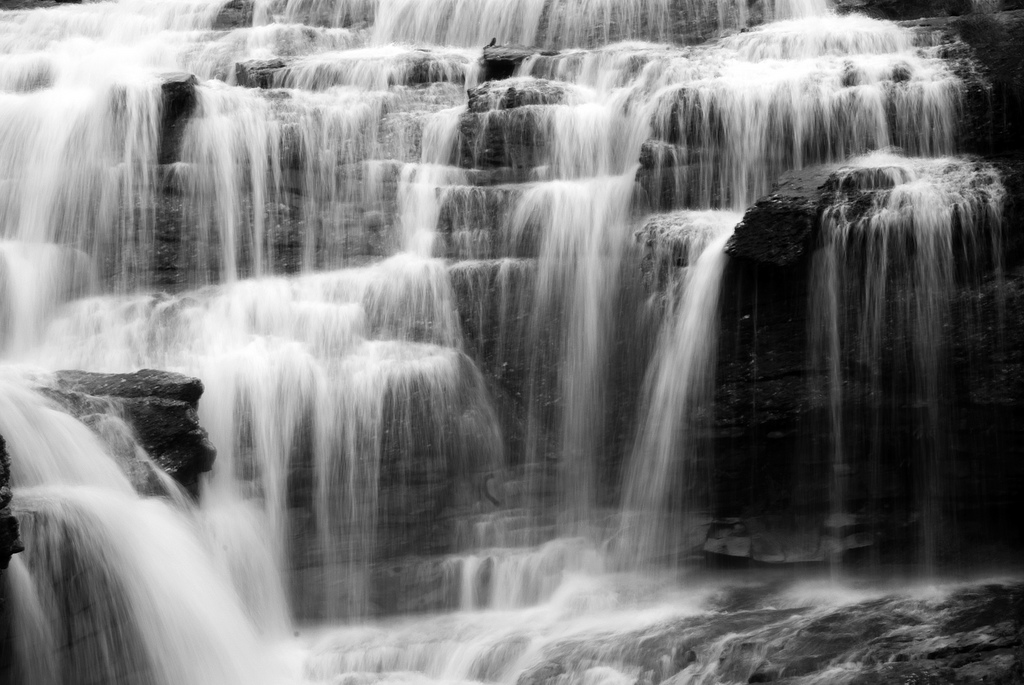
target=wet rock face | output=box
[235,58,287,89]
[157,73,198,165]
[466,79,573,113]
[456,78,579,172]
[45,370,215,497]
[0,435,23,571]
[516,581,1024,685]
[0,0,77,7]
[725,166,833,268]
[212,0,253,30]
[900,10,1024,154]
[711,154,1024,563]
[143,159,330,291]
[728,154,1024,272]
[835,0,977,19]
[52,369,204,408]
[457,108,546,171]
[280,353,506,620]
[952,10,1024,153]
[368,556,461,615]
[479,45,550,82]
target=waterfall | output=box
[0,0,1019,681]
[0,373,285,684]
[809,152,1005,570]
[620,212,740,566]
[8,487,283,685]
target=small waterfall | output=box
[620,212,740,566]
[0,373,285,684]
[8,487,281,685]
[610,210,741,565]
[515,175,639,532]
[177,84,277,282]
[638,22,959,210]
[0,77,160,288]
[809,152,1005,569]
[0,242,96,356]
[27,259,503,618]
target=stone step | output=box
[437,184,532,258]
[236,48,473,91]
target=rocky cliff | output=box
[7,0,1023,609]
[703,12,1024,564]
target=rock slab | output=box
[48,369,215,497]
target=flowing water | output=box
[0,0,1017,681]
[809,152,1006,572]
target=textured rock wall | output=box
[710,9,1024,562]
[515,581,1024,685]
[0,436,23,571]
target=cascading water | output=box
[0,374,284,684]
[0,0,1020,681]
[620,211,740,565]
[809,152,1005,570]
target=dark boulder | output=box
[53,369,204,409]
[157,72,198,165]
[0,435,23,571]
[103,395,215,494]
[44,370,215,497]
[480,45,555,82]
[726,154,1024,272]
[725,166,833,268]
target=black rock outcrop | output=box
[709,151,1024,563]
[725,166,833,268]
[45,369,216,497]
[0,435,22,571]
[479,45,548,82]
[157,72,198,165]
